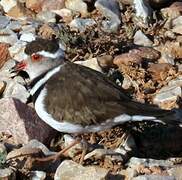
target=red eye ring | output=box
[31,54,42,61]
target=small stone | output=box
[0,168,16,180]
[134,0,152,23]
[0,0,17,13]
[7,4,30,20]
[153,85,181,108]
[0,98,57,145]
[54,160,109,180]
[161,2,182,19]
[168,166,182,180]
[0,43,10,69]
[75,58,102,72]
[114,52,143,66]
[133,175,175,180]
[20,32,36,42]
[97,55,114,72]
[65,0,88,16]
[42,0,65,11]
[26,0,43,13]
[6,20,22,31]
[29,171,46,180]
[36,11,56,23]
[8,41,27,61]
[95,0,121,32]
[24,139,56,156]
[158,53,175,65]
[69,18,96,32]
[127,157,176,168]
[0,81,6,96]
[134,30,153,46]
[148,63,176,82]
[0,16,10,29]
[3,81,29,103]
[0,29,18,46]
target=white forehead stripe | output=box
[37,48,64,59]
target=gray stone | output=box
[153,85,181,105]
[3,80,29,103]
[168,76,182,87]
[133,175,175,180]
[127,157,177,168]
[6,20,22,31]
[0,98,57,145]
[134,30,153,46]
[134,0,152,23]
[69,18,96,32]
[20,32,36,42]
[0,16,10,29]
[0,29,18,45]
[95,0,121,32]
[24,139,56,156]
[8,41,28,61]
[28,171,46,180]
[54,160,109,180]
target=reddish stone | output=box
[0,98,57,145]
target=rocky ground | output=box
[0,0,182,179]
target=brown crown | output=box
[25,38,59,55]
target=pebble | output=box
[8,40,28,61]
[0,15,10,29]
[3,80,29,103]
[153,85,181,106]
[69,18,96,32]
[24,139,56,156]
[97,55,114,72]
[134,0,152,23]
[54,160,109,180]
[0,98,57,145]
[36,11,56,23]
[0,29,18,46]
[20,32,36,42]
[134,30,153,46]
[29,171,46,180]
[0,0,17,13]
[0,168,16,180]
[127,157,179,168]
[6,20,22,31]
[65,0,88,16]
[75,58,103,72]
[95,0,121,32]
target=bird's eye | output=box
[31,54,42,61]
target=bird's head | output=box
[11,38,64,80]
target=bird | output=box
[11,38,182,135]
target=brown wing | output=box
[44,62,170,126]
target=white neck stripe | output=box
[37,49,64,59]
[30,65,62,95]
